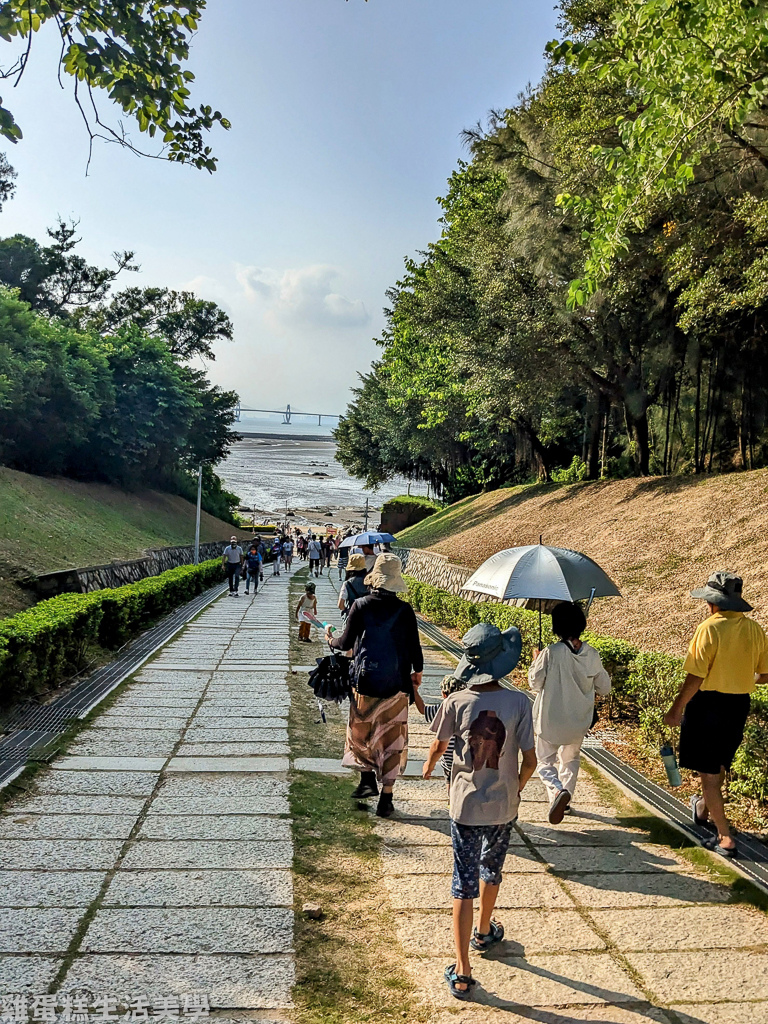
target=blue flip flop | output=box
[444,963,475,1001]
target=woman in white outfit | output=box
[528,602,611,824]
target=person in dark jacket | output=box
[326,553,423,817]
[337,553,369,617]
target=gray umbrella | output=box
[462,543,621,644]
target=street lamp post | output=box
[194,463,203,565]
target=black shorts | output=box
[678,690,751,775]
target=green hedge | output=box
[403,575,766,805]
[0,558,225,705]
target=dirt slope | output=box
[0,467,245,617]
[397,471,768,657]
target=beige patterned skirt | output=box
[342,690,409,787]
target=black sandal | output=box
[471,920,504,951]
[444,963,475,1001]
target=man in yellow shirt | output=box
[665,571,768,858]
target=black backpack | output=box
[342,576,369,616]
[353,604,405,698]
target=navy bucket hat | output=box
[455,622,523,686]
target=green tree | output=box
[0,219,138,316]
[76,285,233,361]
[551,0,768,299]
[0,1,230,170]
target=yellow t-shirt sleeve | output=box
[683,623,716,679]
[756,628,768,675]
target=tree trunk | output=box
[628,407,651,476]
[587,399,603,479]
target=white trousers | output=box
[536,735,584,803]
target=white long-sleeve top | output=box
[528,641,611,746]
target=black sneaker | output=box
[376,792,394,818]
[351,771,378,799]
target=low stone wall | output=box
[393,546,474,596]
[394,545,534,610]
[32,541,229,598]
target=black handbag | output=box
[307,653,352,704]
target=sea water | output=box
[217,418,428,517]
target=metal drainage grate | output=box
[415,613,768,895]
[0,579,229,788]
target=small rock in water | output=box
[303,902,323,919]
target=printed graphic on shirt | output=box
[468,709,506,771]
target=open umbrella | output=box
[462,541,621,644]
[339,531,395,549]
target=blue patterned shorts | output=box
[450,819,516,900]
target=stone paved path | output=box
[0,567,298,1020]
[376,675,768,1023]
[4,559,768,1023]
[310,566,768,1023]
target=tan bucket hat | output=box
[364,553,408,593]
[346,553,367,572]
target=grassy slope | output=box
[0,467,245,617]
[396,470,768,658]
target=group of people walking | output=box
[319,552,767,1001]
[221,532,296,596]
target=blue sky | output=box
[1,0,560,416]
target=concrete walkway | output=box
[0,567,298,1019]
[3,558,768,1023]
[309,567,768,1022]
[377,681,768,1023]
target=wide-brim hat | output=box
[364,553,407,593]
[346,553,367,572]
[455,622,523,686]
[691,570,752,612]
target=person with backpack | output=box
[308,535,322,577]
[222,536,244,597]
[271,536,282,575]
[337,554,369,616]
[326,553,423,818]
[244,544,262,596]
[282,536,294,570]
[528,602,612,823]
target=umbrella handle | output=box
[585,587,596,617]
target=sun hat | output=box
[455,622,523,686]
[364,553,408,593]
[691,570,752,612]
[305,582,316,593]
[346,553,367,572]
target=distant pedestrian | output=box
[296,582,318,643]
[337,553,369,617]
[664,571,768,858]
[360,543,376,572]
[326,554,423,818]
[337,541,349,580]
[244,544,262,596]
[297,535,306,560]
[282,537,294,570]
[528,602,611,823]
[308,535,322,577]
[271,536,282,576]
[422,623,536,1001]
[222,536,244,597]
[413,674,466,797]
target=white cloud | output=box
[235,262,369,329]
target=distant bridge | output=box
[234,402,341,426]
